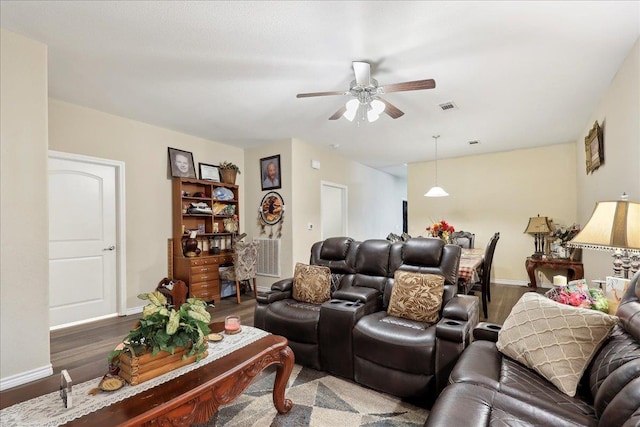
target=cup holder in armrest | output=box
[444,320,461,326]
[486,324,501,330]
[330,300,342,304]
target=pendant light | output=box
[424,135,449,197]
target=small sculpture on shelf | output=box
[184,231,201,257]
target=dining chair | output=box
[471,232,500,318]
[450,231,475,249]
[232,240,260,304]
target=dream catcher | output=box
[258,191,285,238]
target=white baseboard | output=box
[494,278,552,289]
[494,279,528,287]
[125,305,144,316]
[0,364,53,391]
[50,312,120,331]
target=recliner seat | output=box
[255,236,479,400]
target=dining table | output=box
[458,248,485,287]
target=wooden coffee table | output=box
[1,324,294,426]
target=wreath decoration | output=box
[258,191,285,239]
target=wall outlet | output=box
[307,223,313,230]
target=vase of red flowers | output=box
[426,220,455,243]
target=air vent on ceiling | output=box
[468,140,480,145]
[438,101,458,111]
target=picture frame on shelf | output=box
[168,147,196,178]
[198,162,220,182]
[260,154,281,191]
[584,121,604,174]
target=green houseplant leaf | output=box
[109,291,212,365]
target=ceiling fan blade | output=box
[296,91,347,98]
[381,79,436,93]
[329,105,347,120]
[380,99,405,119]
[353,61,371,87]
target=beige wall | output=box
[48,99,245,309]
[246,138,405,290]
[244,140,294,289]
[0,30,51,385]
[291,139,405,270]
[576,38,640,282]
[408,143,577,284]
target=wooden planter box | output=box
[119,345,208,385]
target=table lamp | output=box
[524,215,553,259]
[567,194,640,278]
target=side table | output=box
[525,257,584,291]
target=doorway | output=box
[48,151,126,329]
[321,181,347,239]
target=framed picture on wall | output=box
[260,154,281,191]
[198,162,220,181]
[168,147,196,178]
[584,121,604,174]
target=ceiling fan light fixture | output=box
[367,107,380,122]
[370,99,385,115]
[343,99,359,121]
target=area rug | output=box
[207,365,429,427]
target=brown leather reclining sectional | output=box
[254,236,480,400]
[426,270,640,427]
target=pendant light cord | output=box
[433,135,440,184]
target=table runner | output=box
[0,326,269,427]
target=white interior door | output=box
[49,156,118,327]
[321,181,347,239]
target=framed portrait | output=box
[584,121,604,174]
[260,191,284,225]
[168,147,196,178]
[198,162,220,181]
[260,155,281,191]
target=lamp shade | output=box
[568,200,640,252]
[343,99,359,122]
[424,186,449,197]
[524,216,553,234]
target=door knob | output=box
[103,245,116,251]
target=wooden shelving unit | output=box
[171,178,239,303]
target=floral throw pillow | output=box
[293,263,331,304]
[496,292,618,397]
[387,271,445,323]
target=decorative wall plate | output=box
[260,192,284,225]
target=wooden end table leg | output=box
[525,259,537,291]
[273,346,294,414]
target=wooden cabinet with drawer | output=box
[173,254,228,304]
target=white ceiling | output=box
[1,1,638,177]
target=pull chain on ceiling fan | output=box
[297,61,436,122]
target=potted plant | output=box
[108,291,212,385]
[219,161,241,184]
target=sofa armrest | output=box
[271,278,293,292]
[256,290,289,305]
[332,285,380,304]
[255,278,293,306]
[473,322,502,342]
[435,295,479,393]
[442,295,480,322]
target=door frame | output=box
[320,180,348,239]
[48,150,127,320]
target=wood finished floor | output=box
[1,284,541,409]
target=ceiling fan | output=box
[296,61,436,122]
